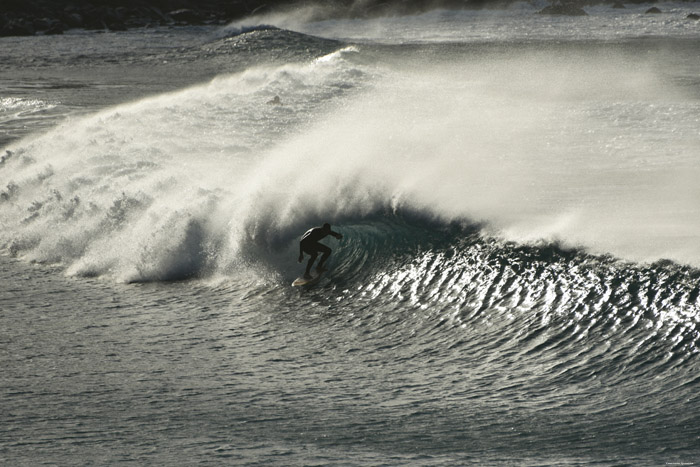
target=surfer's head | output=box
[323,223,331,232]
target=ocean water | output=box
[1,2,700,465]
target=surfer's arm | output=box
[298,244,304,262]
[331,230,343,240]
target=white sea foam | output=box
[1,26,699,281]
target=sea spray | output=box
[244,51,700,266]
[0,47,369,280]
[1,38,699,282]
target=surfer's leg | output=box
[316,244,331,271]
[305,251,318,278]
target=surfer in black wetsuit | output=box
[298,223,342,279]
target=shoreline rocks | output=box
[0,0,696,38]
[0,1,257,37]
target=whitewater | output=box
[1,2,699,465]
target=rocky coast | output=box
[0,0,616,37]
[0,0,269,36]
[2,0,696,37]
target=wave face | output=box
[259,212,700,461]
[317,213,700,361]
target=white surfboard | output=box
[292,270,325,287]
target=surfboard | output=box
[292,270,325,287]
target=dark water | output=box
[2,4,700,465]
[2,216,699,465]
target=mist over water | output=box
[2,32,699,282]
[227,1,700,43]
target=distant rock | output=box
[169,9,204,25]
[0,19,35,37]
[538,3,588,16]
[645,7,662,14]
[62,12,84,29]
[33,17,64,34]
[687,13,700,20]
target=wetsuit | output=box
[299,225,342,278]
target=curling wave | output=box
[279,212,700,388]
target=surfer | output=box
[298,223,342,279]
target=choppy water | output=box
[2,2,700,465]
